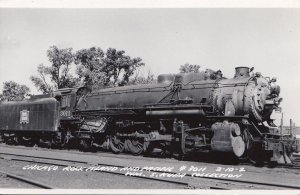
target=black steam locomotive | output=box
[0,67,299,165]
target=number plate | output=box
[60,110,71,117]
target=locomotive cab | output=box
[52,87,89,120]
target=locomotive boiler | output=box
[0,66,299,166]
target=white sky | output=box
[0,8,299,125]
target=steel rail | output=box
[0,170,54,189]
[0,153,227,189]
[1,144,300,177]
[1,144,300,175]
[2,144,300,168]
[0,152,299,189]
[0,144,146,161]
[0,154,201,189]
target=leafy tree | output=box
[179,63,201,73]
[74,47,105,87]
[0,81,30,101]
[30,46,79,94]
[104,48,145,86]
[129,69,155,85]
[30,64,53,93]
[75,47,145,87]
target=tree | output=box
[30,46,79,94]
[179,63,201,73]
[129,69,155,85]
[74,47,105,86]
[75,47,145,87]
[30,64,53,93]
[0,81,30,101]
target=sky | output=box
[0,8,299,125]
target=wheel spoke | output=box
[110,136,124,154]
[128,139,144,155]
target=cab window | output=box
[61,95,70,108]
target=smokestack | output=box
[234,67,250,78]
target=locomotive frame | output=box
[0,66,299,166]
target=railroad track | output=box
[0,170,54,189]
[0,143,150,162]
[1,144,300,172]
[0,152,220,189]
[275,155,300,169]
[0,151,299,189]
[278,163,300,169]
[1,143,300,182]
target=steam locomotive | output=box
[0,66,299,165]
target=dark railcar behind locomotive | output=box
[0,98,59,132]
